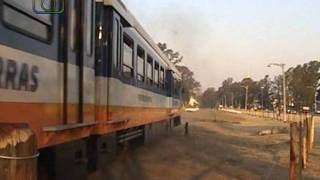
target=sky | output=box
[122,0,320,90]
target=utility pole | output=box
[242,86,249,111]
[268,63,287,122]
[224,95,227,107]
[232,93,234,108]
[230,92,234,108]
[261,86,265,117]
[261,86,265,110]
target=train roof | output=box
[98,0,181,78]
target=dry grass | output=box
[90,109,320,180]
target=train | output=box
[315,86,320,114]
[0,0,182,179]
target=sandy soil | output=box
[91,109,320,180]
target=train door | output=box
[82,0,95,123]
[62,0,95,124]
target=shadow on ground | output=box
[89,110,320,180]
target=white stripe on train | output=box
[0,44,181,108]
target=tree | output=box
[208,61,320,112]
[229,82,244,108]
[157,42,183,65]
[158,42,201,105]
[200,88,217,108]
[257,75,272,109]
[176,65,201,105]
[240,77,260,108]
[269,75,283,111]
[215,76,272,109]
[286,61,320,110]
[216,78,234,107]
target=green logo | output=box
[138,94,152,102]
[33,0,64,14]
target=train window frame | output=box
[68,0,77,50]
[174,78,179,96]
[160,67,165,89]
[176,79,182,96]
[147,55,153,85]
[114,19,120,68]
[122,33,134,78]
[316,89,320,101]
[1,0,53,43]
[137,46,145,82]
[154,62,159,86]
[84,0,93,55]
[119,25,123,69]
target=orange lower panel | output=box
[93,106,177,135]
[0,102,181,148]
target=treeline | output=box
[200,61,320,111]
[158,42,201,105]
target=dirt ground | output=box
[91,109,320,180]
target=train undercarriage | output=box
[38,117,181,180]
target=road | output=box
[90,109,320,180]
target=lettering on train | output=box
[0,57,39,92]
[138,94,152,102]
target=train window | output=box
[123,35,134,78]
[316,89,320,101]
[114,19,120,67]
[173,79,177,95]
[154,62,159,86]
[69,0,77,50]
[119,25,123,68]
[85,0,93,55]
[2,0,52,41]
[160,67,165,89]
[147,55,153,84]
[174,78,179,96]
[137,46,145,82]
[4,0,51,22]
[176,80,182,96]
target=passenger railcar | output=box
[0,0,182,179]
[315,86,320,113]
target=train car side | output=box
[0,0,182,179]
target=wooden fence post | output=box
[310,117,315,149]
[185,122,189,135]
[299,113,302,123]
[303,119,307,168]
[289,122,298,180]
[0,123,38,180]
[305,117,314,151]
[305,118,310,162]
[299,121,306,179]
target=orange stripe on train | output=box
[0,102,180,148]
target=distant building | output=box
[188,96,199,108]
[185,96,200,112]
